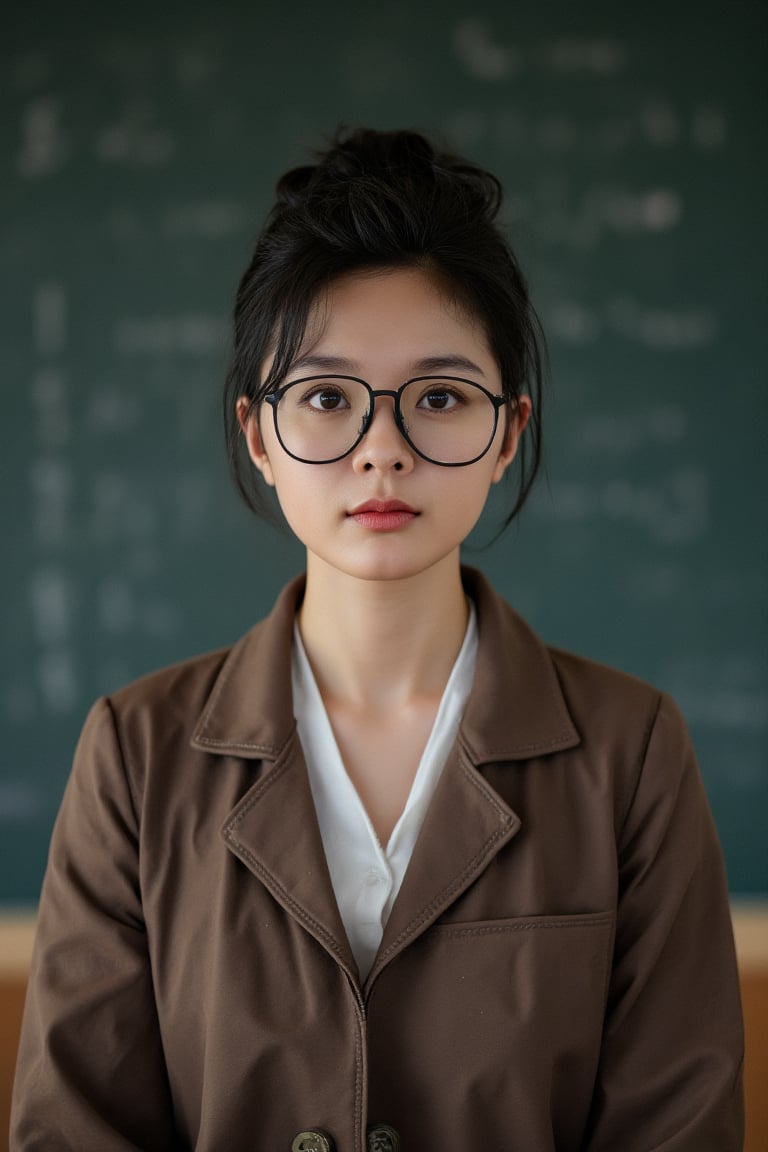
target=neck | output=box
[297,555,469,709]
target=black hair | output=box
[224,126,545,528]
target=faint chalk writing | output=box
[98,660,133,695]
[545,301,602,344]
[88,472,156,540]
[29,567,72,644]
[641,100,680,147]
[544,38,626,74]
[536,469,709,542]
[452,28,627,78]
[37,649,78,713]
[603,472,708,541]
[97,581,177,637]
[586,186,682,233]
[127,545,159,578]
[85,387,142,435]
[528,183,683,251]
[666,655,768,689]
[0,782,44,820]
[174,472,213,536]
[2,682,37,725]
[538,116,578,151]
[164,202,249,237]
[106,207,145,242]
[452,20,522,80]
[444,109,487,150]
[32,369,70,445]
[115,314,228,354]
[11,52,51,88]
[606,298,717,348]
[691,106,727,149]
[574,407,688,452]
[337,39,415,96]
[17,97,68,177]
[625,562,683,602]
[676,689,768,730]
[96,38,157,79]
[143,600,179,636]
[444,103,726,156]
[174,44,216,89]
[33,283,67,353]
[97,578,136,633]
[595,117,633,152]
[30,458,73,545]
[95,100,174,166]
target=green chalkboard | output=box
[1,0,766,902]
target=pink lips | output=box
[348,499,418,531]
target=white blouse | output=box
[291,603,478,980]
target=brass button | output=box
[292,1130,335,1152]
[367,1124,400,1152]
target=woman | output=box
[11,128,744,1151]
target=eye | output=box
[415,386,464,412]
[300,385,351,412]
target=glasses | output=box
[263,375,509,467]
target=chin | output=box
[333,547,461,586]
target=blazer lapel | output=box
[221,732,357,978]
[370,738,521,985]
[190,575,357,978]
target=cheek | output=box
[439,471,496,530]
[268,460,337,523]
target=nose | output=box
[351,394,414,475]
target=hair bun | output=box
[273,127,500,220]
[329,127,436,176]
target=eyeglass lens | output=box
[273,377,498,465]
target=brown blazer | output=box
[11,568,744,1151]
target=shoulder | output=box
[474,563,680,728]
[83,574,306,771]
[69,645,240,801]
[104,574,307,729]
[547,643,668,732]
[464,567,699,839]
[465,565,679,763]
[544,644,692,794]
[543,645,703,850]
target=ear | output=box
[236,396,276,487]
[491,395,532,484]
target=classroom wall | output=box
[2,912,767,1151]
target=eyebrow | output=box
[288,353,486,377]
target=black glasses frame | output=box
[263,374,510,467]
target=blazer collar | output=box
[191,576,304,759]
[191,567,579,764]
[459,567,579,761]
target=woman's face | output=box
[238,266,530,586]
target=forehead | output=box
[301,266,493,359]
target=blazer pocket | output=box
[369,913,616,1146]
[414,911,615,1057]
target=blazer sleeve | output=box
[583,692,745,1151]
[10,697,178,1151]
